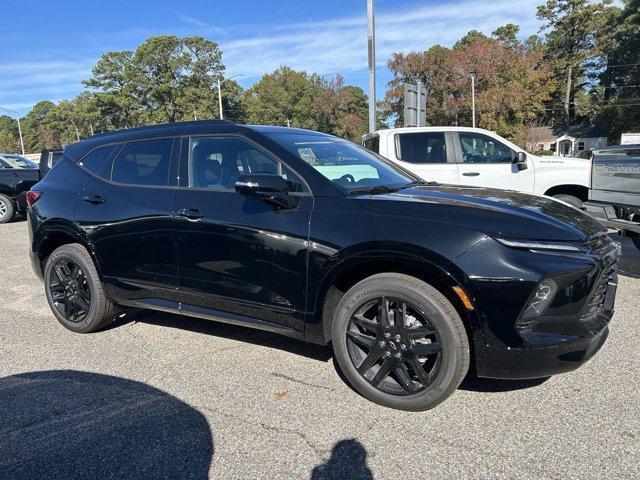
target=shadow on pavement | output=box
[310,439,373,480]
[617,236,640,279]
[0,370,213,480]
[459,372,549,392]
[111,308,333,362]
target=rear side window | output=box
[112,138,174,186]
[78,145,118,175]
[396,132,447,164]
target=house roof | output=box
[551,123,608,139]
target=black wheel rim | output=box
[346,296,442,396]
[48,259,91,323]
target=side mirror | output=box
[235,173,297,210]
[514,151,528,171]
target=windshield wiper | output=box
[398,180,437,190]
[347,185,400,196]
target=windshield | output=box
[266,133,416,191]
[2,155,38,169]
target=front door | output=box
[454,131,535,193]
[173,135,312,333]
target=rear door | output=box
[75,138,180,305]
[173,134,312,333]
[453,131,534,192]
[389,131,459,184]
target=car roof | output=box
[373,126,498,135]
[65,120,333,159]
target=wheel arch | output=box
[309,250,480,350]
[35,223,104,282]
[543,184,589,202]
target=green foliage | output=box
[537,150,556,156]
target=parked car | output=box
[0,153,40,223]
[27,120,619,410]
[39,148,64,178]
[363,127,590,207]
[585,144,640,250]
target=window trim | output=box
[453,131,515,164]
[179,133,313,196]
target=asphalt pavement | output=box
[0,220,638,479]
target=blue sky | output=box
[0,0,544,115]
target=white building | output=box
[529,124,608,157]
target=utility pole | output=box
[564,66,573,119]
[367,0,376,134]
[0,106,25,155]
[416,81,422,127]
[471,73,476,128]
[217,78,224,120]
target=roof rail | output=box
[86,119,236,140]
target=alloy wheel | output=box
[0,199,7,218]
[48,259,91,323]
[346,296,442,395]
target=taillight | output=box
[26,191,42,207]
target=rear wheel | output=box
[44,243,117,333]
[331,273,469,411]
[553,194,583,209]
[0,194,15,224]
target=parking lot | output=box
[0,219,638,479]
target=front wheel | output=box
[331,273,470,411]
[44,243,117,333]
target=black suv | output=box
[27,120,619,410]
[0,153,40,223]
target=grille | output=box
[581,234,619,320]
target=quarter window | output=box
[396,132,447,164]
[112,138,174,186]
[188,136,306,193]
[78,145,118,175]
[459,133,514,164]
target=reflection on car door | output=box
[173,135,312,333]
[454,131,534,192]
[391,131,458,184]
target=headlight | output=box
[521,278,558,320]
[496,238,584,253]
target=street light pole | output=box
[217,73,243,121]
[367,0,376,134]
[471,73,476,128]
[0,106,26,155]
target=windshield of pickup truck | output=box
[1,155,38,169]
[266,133,416,191]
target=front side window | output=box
[459,133,514,164]
[188,136,306,193]
[78,145,118,175]
[112,138,174,186]
[266,133,416,191]
[396,132,447,164]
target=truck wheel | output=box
[331,273,470,411]
[44,243,118,333]
[553,194,583,209]
[0,194,15,224]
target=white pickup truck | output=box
[363,127,591,207]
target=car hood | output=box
[357,184,605,242]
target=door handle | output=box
[462,172,480,177]
[82,195,105,204]
[176,208,205,220]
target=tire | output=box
[331,273,470,411]
[553,194,583,209]
[0,194,15,224]
[44,243,117,333]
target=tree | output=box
[598,0,640,141]
[244,66,326,129]
[0,125,18,152]
[381,32,554,139]
[492,24,521,50]
[537,0,620,121]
